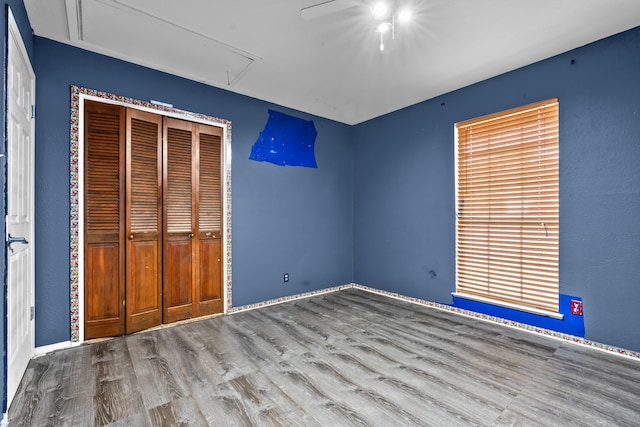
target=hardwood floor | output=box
[9,288,640,426]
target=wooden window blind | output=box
[455,99,559,313]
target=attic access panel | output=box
[71,0,256,86]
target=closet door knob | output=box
[189,233,194,238]
[129,234,134,240]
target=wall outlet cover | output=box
[570,299,583,316]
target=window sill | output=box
[452,292,564,320]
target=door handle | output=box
[7,233,28,246]
[7,234,28,252]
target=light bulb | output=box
[372,2,388,18]
[397,8,412,22]
[377,22,391,33]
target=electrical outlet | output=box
[571,299,583,316]
[284,273,289,283]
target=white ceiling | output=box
[24,0,640,124]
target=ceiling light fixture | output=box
[397,8,412,22]
[372,1,412,52]
[372,2,389,18]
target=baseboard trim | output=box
[229,283,357,314]
[34,283,640,362]
[34,283,357,355]
[35,341,73,357]
[351,283,640,361]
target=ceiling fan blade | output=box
[300,0,360,20]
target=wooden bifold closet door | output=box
[84,100,223,339]
[126,109,163,334]
[84,101,126,339]
[163,118,224,323]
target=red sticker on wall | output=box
[571,300,583,316]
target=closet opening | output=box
[79,96,230,340]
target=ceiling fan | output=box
[300,0,362,20]
[301,1,414,52]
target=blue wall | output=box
[353,26,640,352]
[1,0,32,413]
[32,37,353,347]
[26,17,640,355]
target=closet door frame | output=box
[74,91,231,343]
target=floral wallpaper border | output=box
[230,282,640,361]
[69,86,233,342]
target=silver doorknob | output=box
[6,234,28,246]
[7,234,28,253]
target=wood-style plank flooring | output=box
[9,289,640,426]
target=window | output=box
[455,99,559,314]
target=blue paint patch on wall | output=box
[250,109,318,167]
[452,294,586,337]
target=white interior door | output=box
[6,8,35,408]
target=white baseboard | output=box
[35,341,72,357]
[352,283,640,361]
